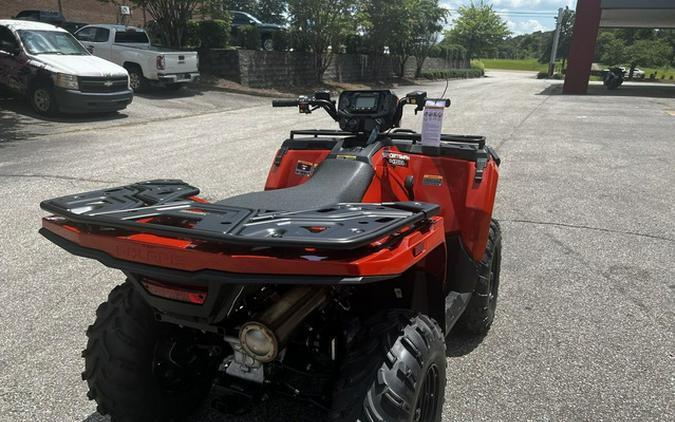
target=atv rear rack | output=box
[40,180,440,250]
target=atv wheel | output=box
[331,310,446,422]
[82,282,222,422]
[456,219,502,335]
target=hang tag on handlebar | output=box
[421,100,445,147]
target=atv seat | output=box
[217,159,375,212]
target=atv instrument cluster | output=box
[273,89,451,135]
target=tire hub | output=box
[33,89,51,112]
[413,363,441,422]
[129,72,141,90]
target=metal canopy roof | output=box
[600,0,675,28]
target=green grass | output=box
[480,58,556,72]
[641,67,675,81]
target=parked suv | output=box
[75,25,199,91]
[0,20,133,116]
[15,10,87,33]
[231,11,284,51]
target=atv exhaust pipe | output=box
[239,286,328,363]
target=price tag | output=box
[421,100,445,147]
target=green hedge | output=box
[183,19,231,49]
[271,31,289,52]
[238,25,261,50]
[421,69,483,80]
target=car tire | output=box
[82,282,223,422]
[126,65,149,93]
[455,219,502,335]
[29,82,58,116]
[330,310,446,422]
[263,37,274,52]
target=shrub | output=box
[289,30,311,53]
[197,19,231,48]
[470,59,485,71]
[421,69,483,80]
[271,31,289,52]
[182,21,200,47]
[344,34,366,55]
[238,25,261,50]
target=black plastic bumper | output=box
[54,88,133,113]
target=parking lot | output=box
[0,71,673,421]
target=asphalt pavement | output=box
[0,71,673,421]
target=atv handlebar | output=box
[272,99,300,107]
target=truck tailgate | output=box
[162,52,199,73]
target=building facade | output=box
[0,0,145,25]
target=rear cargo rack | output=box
[40,180,439,250]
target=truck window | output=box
[18,30,89,55]
[76,27,109,43]
[114,30,149,44]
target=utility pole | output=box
[57,0,63,15]
[548,7,564,77]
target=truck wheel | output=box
[82,282,221,422]
[263,37,274,51]
[456,219,502,335]
[331,310,446,422]
[126,65,148,92]
[29,82,57,116]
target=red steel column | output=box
[563,0,602,94]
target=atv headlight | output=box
[53,73,79,90]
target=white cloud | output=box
[506,18,547,34]
[491,0,576,9]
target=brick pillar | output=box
[563,0,602,94]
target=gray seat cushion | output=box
[217,159,375,212]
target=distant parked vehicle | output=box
[0,20,132,116]
[231,11,284,51]
[75,24,200,92]
[14,10,87,33]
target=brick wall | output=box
[0,0,145,25]
[201,50,471,88]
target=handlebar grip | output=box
[272,99,299,107]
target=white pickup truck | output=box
[74,24,199,91]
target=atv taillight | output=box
[141,279,207,305]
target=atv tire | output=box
[330,310,446,422]
[456,219,502,335]
[82,282,220,422]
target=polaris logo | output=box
[114,245,188,267]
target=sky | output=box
[441,0,578,35]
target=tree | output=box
[444,0,510,59]
[626,39,673,76]
[99,0,221,47]
[359,0,446,78]
[598,32,629,66]
[409,0,447,78]
[287,0,355,82]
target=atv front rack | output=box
[40,180,440,250]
